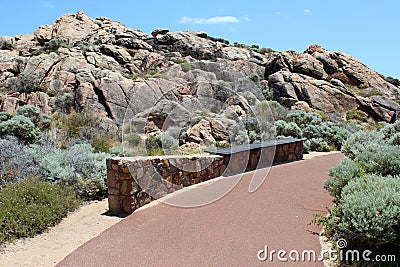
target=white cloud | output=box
[43,1,55,9]
[178,16,240,25]
[304,9,312,14]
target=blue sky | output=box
[1,0,399,78]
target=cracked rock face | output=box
[0,11,399,137]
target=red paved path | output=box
[59,153,342,266]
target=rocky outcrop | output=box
[266,45,400,121]
[269,71,358,113]
[0,11,399,132]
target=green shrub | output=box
[54,93,75,113]
[324,126,400,258]
[354,145,400,177]
[0,179,81,244]
[328,73,349,84]
[0,112,12,122]
[247,73,260,83]
[45,38,69,51]
[341,130,385,159]
[302,122,350,150]
[15,105,51,131]
[380,120,400,139]
[285,110,322,128]
[346,109,368,122]
[207,36,229,45]
[333,175,400,248]
[274,120,302,138]
[145,135,163,156]
[54,111,118,149]
[160,132,179,154]
[241,92,257,106]
[325,156,364,197]
[16,105,40,125]
[233,130,250,145]
[125,49,138,57]
[259,47,273,55]
[216,141,230,148]
[8,73,43,93]
[255,101,288,121]
[126,133,142,147]
[109,146,126,156]
[92,135,114,153]
[0,40,15,50]
[0,115,42,142]
[170,58,191,72]
[30,143,110,200]
[304,138,330,152]
[358,83,369,89]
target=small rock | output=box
[151,29,169,37]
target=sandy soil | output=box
[0,151,341,267]
[0,199,123,267]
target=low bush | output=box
[145,135,163,156]
[285,110,322,128]
[304,138,330,152]
[380,120,400,139]
[254,100,288,121]
[7,73,43,93]
[16,105,51,131]
[302,122,350,150]
[53,111,118,149]
[323,124,400,259]
[346,109,368,122]
[0,40,15,50]
[354,145,400,177]
[274,120,302,139]
[341,130,385,159]
[327,175,400,250]
[54,93,75,113]
[170,58,191,72]
[45,38,70,52]
[327,73,349,84]
[126,133,142,147]
[109,146,126,157]
[0,115,42,142]
[160,132,179,154]
[325,156,363,197]
[31,143,109,200]
[0,137,43,188]
[0,179,81,244]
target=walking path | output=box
[58,152,342,266]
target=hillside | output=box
[1,11,399,144]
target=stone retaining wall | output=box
[107,155,226,214]
[107,139,304,215]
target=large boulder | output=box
[51,11,100,45]
[186,119,216,144]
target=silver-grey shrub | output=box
[0,137,44,188]
[30,143,110,199]
[333,174,400,248]
[341,130,385,159]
